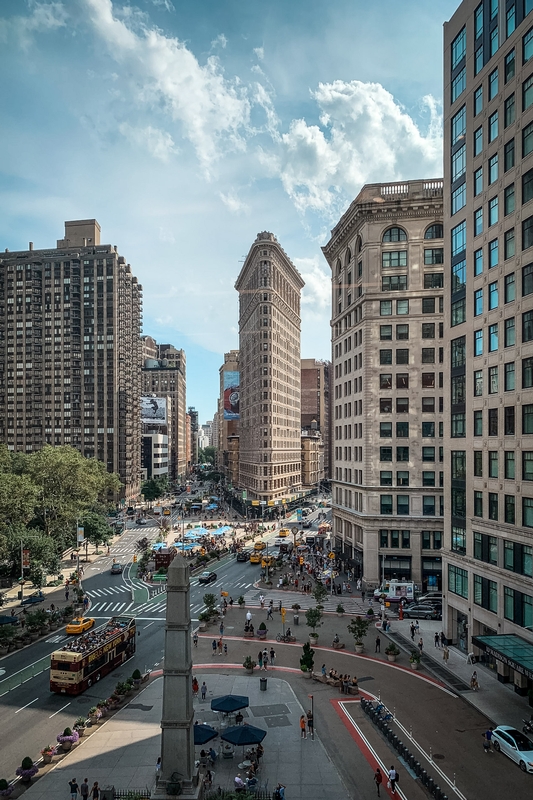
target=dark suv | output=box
[236,550,251,562]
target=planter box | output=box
[309,636,319,645]
[257,630,267,639]
[410,662,419,670]
[42,754,53,765]
[354,644,364,654]
[301,670,311,679]
[60,741,72,752]
[386,654,397,662]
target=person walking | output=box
[219,621,225,636]
[299,714,307,739]
[65,587,70,602]
[269,647,276,665]
[262,648,268,669]
[91,783,99,800]
[418,637,424,654]
[361,590,365,602]
[374,768,383,797]
[388,766,399,794]
[217,637,223,655]
[192,677,199,697]
[410,623,415,641]
[201,681,207,701]
[307,709,314,739]
[258,650,263,669]
[211,639,217,656]
[193,632,198,647]
[470,670,479,690]
[434,632,440,648]
[375,635,381,653]
[80,779,89,800]
[442,646,450,664]
[267,606,273,620]
[483,726,494,752]
[224,643,228,656]
[69,779,80,800]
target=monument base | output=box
[152,772,202,800]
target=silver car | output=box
[492,726,533,773]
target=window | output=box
[489,111,499,142]
[474,450,483,476]
[489,281,499,310]
[505,451,516,479]
[380,422,392,438]
[505,362,515,390]
[505,93,516,128]
[380,398,393,413]
[453,145,466,181]
[451,298,466,326]
[422,447,435,461]
[524,121,533,157]
[396,397,409,413]
[397,496,409,515]
[451,413,466,437]
[380,530,388,547]
[474,248,483,276]
[380,447,392,461]
[452,67,466,101]
[422,297,435,314]
[422,397,435,412]
[452,184,466,214]
[524,403,533,433]
[382,227,407,242]
[505,273,515,302]
[474,126,483,156]
[396,299,409,315]
[525,26,533,63]
[505,184,515,216]
[380,471,392,486]
[423,471,436,486]
[524,356,533,388]
[422,421,435,437]
[422,323,435,338]
[474,575,498,613]
[474,167,483,196]
[505,317,516,347]
[505,49,516,83]
[379,374,392,389]
[396,421,409,437]
[425,224,443,240]
[475,45,484,76]
[491,25,499,58]
[524,169,533,206]
[474,207,483,236]
[422,373,435,388]
[380,300,392,316]
[382,275,407,291]
[489,238,499,268]
[452,260,466,292]
[524,310,533,342]
[396,324,409,339]
[474,491,484,517]
[452,526,467,555]
[524,497,533,527]
[505,229,516,259]
[396,349,409,364]
[451,221,466,255]
[396,447,409,462]
[505,138,515,171]
[507,5,516,37]
[524,74,533,111]
[489,406,499,434]
[489,68,499,101]
[524,264,533,295]
[452,373,466,403]
[475,3,483,38]
[489,492,499,521]
[424,248,444,265]
[505,406,516,434]
[474,409,483,436]
[422,348,435,364]
[474,369,483,396]
[451,336,466,367]
[422,497,436,516]
[475,329,483,356]
[489,197,499,226]
[524,451,533,481]
[448,565,468,598]
[474,288,483,316]
[382,251,407,268]
[452,106,467,145]
[489,451,499,478]
[396,373,409,388]
[380,324,392,340]
[380,349,392,364]
[505,495,516,524]
[452,26,466,68]
[380,495,393,515]
[489,154,498,185]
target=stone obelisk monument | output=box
[157,553,199,797]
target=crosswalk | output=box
[238,588,367,615]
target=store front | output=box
[472,634,533,695]
[456,611,469,652]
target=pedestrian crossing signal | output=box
[133,554,137,563]
[299,556,304,565]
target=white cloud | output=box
[296,257,330,311]
[253,46,264,61]
[219,191,249,215]
[211,33,227,50]
[118,123,177,161]
[262,80,443,217]
[0,1,68,47]
[84,0,251,173]
[150,0,174,11]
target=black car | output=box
[236,551,251,562]
[198,571,217,585]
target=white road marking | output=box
[15,697,39,713]
[49,702,71,718]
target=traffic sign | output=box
[328,552,335,559]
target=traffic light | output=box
[299,556,304,565]
[133,554,137,563]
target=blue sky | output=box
[0,0,458,422]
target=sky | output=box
[0,0,459,422]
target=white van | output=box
[373,581,416,604]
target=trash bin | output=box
[293,614,299,625]
[260,677,267,692]
[17,591,22,600]
[100,787,114,800]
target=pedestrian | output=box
[415,619,420,634]
[267,606,273,620]
[299,714,307,739]
[418,637,423,654]
[246,611,252,623]
[65,588,70,601]
[442,646,450,664]
[307,709,314,738]
[81,779,89,800]
[219,621,224,636]
[212,639,217,656]
[69,779,80,800]
[361,590,365,602]
[410,623,415,641]
[229,596,233,607]
[258,650,263,669]
[470,670,479,691]
[374,768,383,797]
[192,677,199,697]
[260,595,265,608]
[201,681,207,701]
[375,635,381,653]
[217,637,223,655]
[269,647,276,665]
[224,643,228,656]
[483,726,494,752]
[274,783,286,800]
[91,783,99,800]
[321,663,326,677]
[388,765,399,794]
[193,632,198,647]
[262,648,268,669]
[357,578,362,590]
[439,631,445,647]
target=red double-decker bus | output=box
[50,616,136,695]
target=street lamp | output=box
[308,694,314,740]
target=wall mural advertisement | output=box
[141,396,167,425]
[223,371,240,420]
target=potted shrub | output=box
[16,757,38,784]
[40,745,55,764]
[0,780,13,798]
[366,606,375,620]
[124,678,134,696]
[97,700,108,717]
[0,626,14,655]
[300,641,314,678]
[336,603,345,617]
[385,643,401,663]
[305,607,323,644]
[243,655,256,674]
[198,611,210,631]
[107,695,119,710]
[57,727,79,752]
[132,668,142,688]
[238,595,245,608]
[312,582,328,606]
[73,717,87,737]
[292,603,301,625]
[63,605,74,621]
[88,707,100,725]
[257,621,268,640]
[409,650,421,670]
[347,616,371,654]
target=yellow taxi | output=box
[278,528,289,538]
[163,508,171,516]
[249,552,262,564]
[261,555,276,568]
[254,541,266,551]
[66,617,95,635]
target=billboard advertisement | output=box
[141,396,167,425]
[223,371,240,420]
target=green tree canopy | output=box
[79,511,115,548]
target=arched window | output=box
[344,248,352,267]
[356,236,362,253]
[425,224,444,239]
[335,259,342,276]
[383,227,407,242]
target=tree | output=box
[79,511,115,550]
[202,446,216,465]
[300,641,315,672]
[312,582,328,606]
[305,607,323,635]
[347,616,371,646]
[0,473,39,532]
[0,524,61,582]
[142,479,164,502]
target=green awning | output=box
[472,634,533,680]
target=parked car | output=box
[236,550,251,562]
[20,591,45,607]
[198,571,217,585]
[66,617,95,635]
[402,603,441,620]
[136,518,147,525]
[491,726,533,772]
[418,592,443,604]
[110,563,123,574]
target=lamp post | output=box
[308,694,314,740]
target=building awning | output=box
[472,634,533,680]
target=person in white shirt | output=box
[234,774,245,792]
[388,766,398,793]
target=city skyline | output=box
[0,0,457,420]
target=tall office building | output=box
[443,1,533,678]
[323,181,444,586]
[0,219,142,499]
[218,349,240,485]
[141,336,187,482]
[188,406,199,469]
[301,358,332,480]
[235,231,305,502]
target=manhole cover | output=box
[433,754,445,760]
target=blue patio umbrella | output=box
[210,694,249,714]
[221,724,266,747]
[193,723,219,746]
[184,532,201,539]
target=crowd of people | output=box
[61,617,131,654]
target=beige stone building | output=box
[235,232,304,503]
[141,336,187,482]
[301,358,332,480]
[0,219,142,500]
[323,181,445,587]
[301,429,324,488]
[443,1,533,676]
[217,349,240,485]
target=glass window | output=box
[382,251,407,268]
[380,447,392,461]
[452,145,466,181]
[451,336,466,367]
[475,45,484,76]
[396,373,409,388]
[451,413,466,437]
[422,298,436,314]
[422,323,435,339]
[474,248,483,276]
[379,374,392,389]
[474,126,483,156]
[422,348,435,364]
[474,409,483,436]
[396,349,409,364]
[474,85,483,116]
[505,495,516,524]
[452,26,466,68]
[474,369,483,396]
[507,6,516,37]
[396,446,409,462]
[422,397,435,412]
[474,167,483,196]
[489,364,499,392]
[489,197,499,226]
[422,447,435,462]
[490,0,498,20]
[524,216,533,250]
[475,3,483,38]
[396,299,409,315]
[380,530,388,547]
[523,403,533,433]
[489,155,499,184]
[451,106,467,145]
[475,329,483,356]
[489,68,499,101]
[397,471,409,487]
[525,26,533,63]
[422,421,435,437]
[382,275,407,291]
[505,273,515,302]
[382,227,407,242]
[452,527,467,556]
[523,74,533,111]
[489,111,499,142]
[505,229,516,259]
[380,300,392,316]
[505,184,515,216]
[524,121,533,157]
[505,406,516,434]
[396,398,409,413]
[422,373,435,388]
[489,407,499,436]
[505,93,515,128]
[474,450,483,476]
[474,491,484,517]
[452,67,466,101]
[524,310,533,342]
[474,208,483,236]
[380,325,392,340]
[396,324,409,340]
[422,496,435,516]
[505,451,516,479]
[505,361,515,390]
[489,281,499,309]
[505,49,516,82]
[424,248,444,265]
[380,349,392,365]
[524,452,533,480]
[423,471,436,486]
[505,138,515,171]
[489,492,499,521]
[524,264,533,295]
[380,398,393,413]
[397,496,409,515]
[491,25,498,56]
[524,168,533,204]
[489,238,499,268]
[451,298,466,326]
[452,184,467,214]
[489,451,499,478]
[425,224,444,240]
[451,221,466,255]
[396,421,409,437]
[380,471,392,486]
[505,316,516,347]
[474,288,483,316]
[380,495,393,515]
[524,497,533,527]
